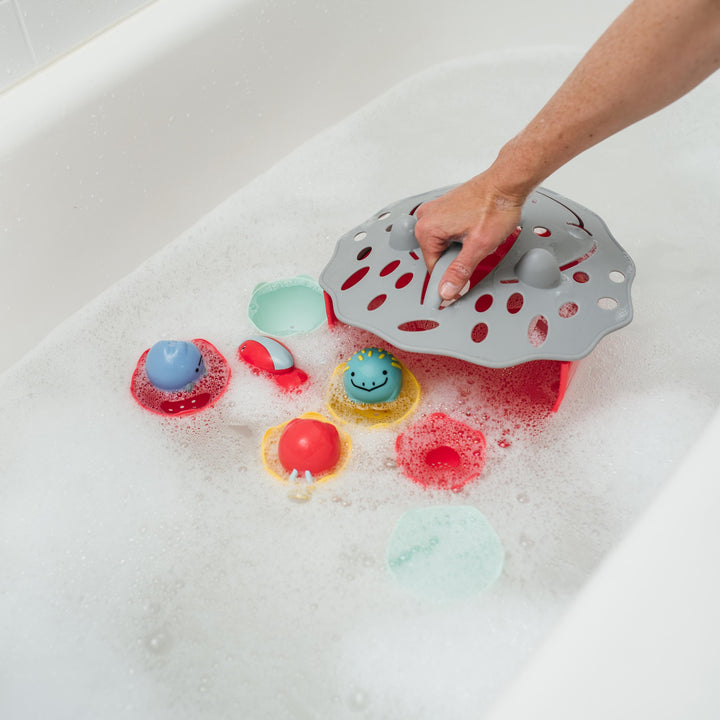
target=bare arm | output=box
[415,0,720,301]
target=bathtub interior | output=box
[0,0,630,375]
[3,3,720,720]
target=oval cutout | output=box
[598,297,618,310]
[507,292,524,314]
[475,294,493,312]
[395,272,414,289]
[367,294,387,311]
[528,315,549,347]
[609,270,625,283]
[559,302,578,318]
[573,271,590,284]
[471,322,489,343]
[380,260,401,277]
[354,231,367,242]
[533,226,551,237]
[356,246,372,260]
[341,266,370,291]
[398,319,440,332]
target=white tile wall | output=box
[0,0,154,93]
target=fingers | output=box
[418,236,447,277]
[415,208,495,301]
[415,210,451,276]
[414,176,526,301]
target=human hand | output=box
[414,173,526,301]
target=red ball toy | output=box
[278,417,342,476]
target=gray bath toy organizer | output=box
[320,186,634,368]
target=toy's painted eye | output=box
[351,372,355,376]
[383,370,388,375]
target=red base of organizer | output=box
[323,291,578,413]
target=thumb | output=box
[437,240,491,301]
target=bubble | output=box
[346,689,370,711]
[144,631,172,655]
[519,534,535,549]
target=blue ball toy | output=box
[145,341,206,392]
[342,347,403,404]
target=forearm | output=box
[415,0,720,300]
[492,0,720,198]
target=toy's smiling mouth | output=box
[350,377,388,392]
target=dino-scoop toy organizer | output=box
[320,185,635,372]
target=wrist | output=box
[488,134,552,200]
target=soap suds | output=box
[1,48,719,719]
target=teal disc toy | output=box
[387,506,504,601]
[248,275,326,336]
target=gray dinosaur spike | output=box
[320,186,635,368]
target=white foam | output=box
[2,48,720,719]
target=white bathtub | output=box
[2,0,720,717]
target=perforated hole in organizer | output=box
[398,320,440,332]
[598,297,618,310]
[573,271,590,284]
[380,260,401,277]
[395,273,414,289]
[528,315,549,347]
[341,266,370,290]
[559,302,579,318]
[471,323,489,343]
[507,293,524,314]
[367,294,387,311]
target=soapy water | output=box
[2,48,720,719]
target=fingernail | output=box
[440,282,459,300]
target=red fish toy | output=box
[238,336,308,392]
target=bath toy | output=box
[326,348,421,427]
[278,417,342,477]
[238,336,308,392]
[320,186,635,369]
[130,339,231,417]
[262,412,352,485]
[248,275,326,336]
[386,506,504,601]
[342,347,403,404]
[145,340,206,391]
[395,413,486,491]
